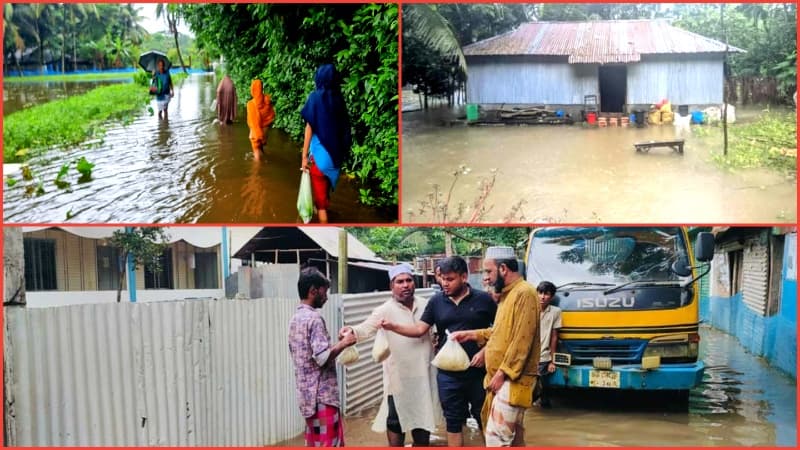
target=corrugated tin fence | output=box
[4,295,338,446]
[3,286,435,446]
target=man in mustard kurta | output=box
[452,246,540,447]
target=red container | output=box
[586,111,597,125]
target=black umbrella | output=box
[138,50,172,72]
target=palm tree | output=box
[16,3,54,72]
[404,4,466,73]
[156,3,188,74]
[66,4,99,72]
[3,4,25,75]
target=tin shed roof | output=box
[463,20,745,64]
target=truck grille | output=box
[563,340,647,364]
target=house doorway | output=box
[599,65,626,113]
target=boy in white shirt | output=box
[536,281,561,408]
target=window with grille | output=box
[97,246,122,291]
[194,252,219,289]
[24,238,57,291]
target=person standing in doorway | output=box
[339,263,439,447]
[534,281,561,409]
[451,246,540,447]
[288,267,356,447]
[381,256,497,446]
[246,79,275,161]
[301,64,352,224]
[216,74,238,124]
[153,59,174,120]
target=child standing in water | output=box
[246,79,275,161]
[300,64,352,224]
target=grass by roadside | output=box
[3,83,151,163]
[701,111,797,175]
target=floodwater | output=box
[401,106,796,223]
[279,326,796,447]
[3,79,125,115]
[3,74,394,223]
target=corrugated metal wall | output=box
[741,234,770,315]
[338,289,436,415]
[467,57,597,104]
[4,296,341,446]
[628,56,723,104]
[467,55,724,106]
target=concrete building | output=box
[464,20,744,114]
[20,227,233,307]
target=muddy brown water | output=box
[279,327,796,447]
[401,106,796,224]
[3,79,125,115]
[3,74,394,223]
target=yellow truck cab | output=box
[525,227,714,395]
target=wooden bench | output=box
[634,139,685,154]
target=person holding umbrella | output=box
[139,51,174,120]
[153,59,174,120]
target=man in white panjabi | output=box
[340,263,440,446]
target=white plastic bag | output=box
[431,331,470,371]
[372,330,390,363]
[297,170,313,224]
[337,346,359,366]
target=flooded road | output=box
[3,74,394,223]
[280,326,796,447]
[3,79,125,115]
[401,106,796,223]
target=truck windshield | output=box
[527,227,691,311]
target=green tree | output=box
[108,227,169,303]
[183,3,398,208]
[156,3,188,73]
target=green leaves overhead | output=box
[183,3,398,208]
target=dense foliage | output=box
[348,226,532,261]
[184,3,398,208]
[3,3,206,74]
[405,3,796,104]
[707,111,797,175]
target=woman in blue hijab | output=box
[301,64,352,223]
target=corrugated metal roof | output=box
[463,20,745,64]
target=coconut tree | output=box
[3,4,25,75]
[403,4,466,73]
[156,3,188,73]
[15,3,55,73]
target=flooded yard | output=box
[3,74,394,223]
[401,106,796,223]
[3,79,126,115]
[279,327,796,447]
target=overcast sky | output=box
[137,3,193,37]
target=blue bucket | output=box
[556,109,564,117]
[691,111,705,124]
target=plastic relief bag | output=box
[372,329,390,363]
[431,331,470,371]
[337,346,359,366]
[296,170,313,224]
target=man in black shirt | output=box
[381,256,497,446]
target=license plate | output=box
[589,370,620,388]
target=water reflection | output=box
[278,327,795,447]
[402,106,796,223]
[3,74,393,223]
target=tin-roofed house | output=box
[463,20,744,114]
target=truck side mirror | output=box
[694,232,714,263]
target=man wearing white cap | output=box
[339,263,440,446]
[451,246,540,447]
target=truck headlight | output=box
[643,333,699,362]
